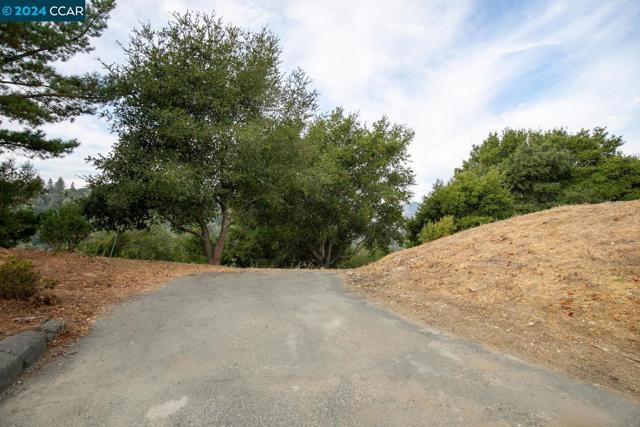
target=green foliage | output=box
[501,139,573,211]
[117,226,205,263]
[79,226,207,263]
[39,203,92,250]
[0,160,42,204]
[76,230,119,256]
[0,208,39,248]
[88,12,316,264]
[176,233,209,264]
[0,0,115,159]
[84,13,412,268]
[408,127,640,244]
[111,227,176,261]
[83,178,153,232]
[418,216,455,244]
[0,3,113,248]
[563,155,640,203]
[463,127,636,211]
[408,169,513,242]
[0,159,42,247]
[0,255,41,300]
[32,177,88,213]
[455,215,494,231]
[226,109,414,267]
[336,247,388,269]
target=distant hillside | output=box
[32,178,89,213]
[345,201,640,400]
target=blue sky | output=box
[11,0,640,200]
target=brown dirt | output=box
[0,249,229,356]
[343,201,640,401]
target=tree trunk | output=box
[311,242,325,266]
[311,239,334,268]
[200,221,215,263]
[109,230,119,257]
[211,205,231,265]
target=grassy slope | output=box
[345,201,640,400]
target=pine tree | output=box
[0,0,115,159]
[0,1,115,247]
[54,177,65,192]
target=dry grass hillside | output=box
[345,201,640,400]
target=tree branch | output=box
[2,15,101,65]
[173,224,200,238]
[10,91,94,100]
[0,80,53,89]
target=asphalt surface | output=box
[1,271,638,427]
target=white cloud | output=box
[8,116,116,187]
[7,0,639,199]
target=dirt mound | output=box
[344,201,640,400]
[0,250,228,353]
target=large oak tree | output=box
[225,109,415,268]
[89,12,315,264]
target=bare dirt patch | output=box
[343,201,640,401]
[0,249,229,356]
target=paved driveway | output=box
[1,271,638,426]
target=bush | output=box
[0,255,42,300]
[407,169,514,244]
[175,233,208,264]
[455,215,494,231]
[419,215,455,243]
[0,208,39,248]
[78,225,207,263]
[0,160,43,248]
[119,226,183,261]
[336,247,387,269]
[77,230,119,257]
[39,203,92,250]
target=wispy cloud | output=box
[9,0,639,199]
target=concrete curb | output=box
[0,320,65,393]
[0,351,22,391]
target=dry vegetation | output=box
[2,202,638,400]
[344,201,640,400]
[0,249,229,354]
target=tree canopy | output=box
[5,7,637,268]
[87,13,415,267]
[87,12,317,264]
[0,0,115,158]
[407,128,640,244]
[226,109,415,267]
[39,202,92,250]
[0,0,114,248]
[0,159,42,247]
